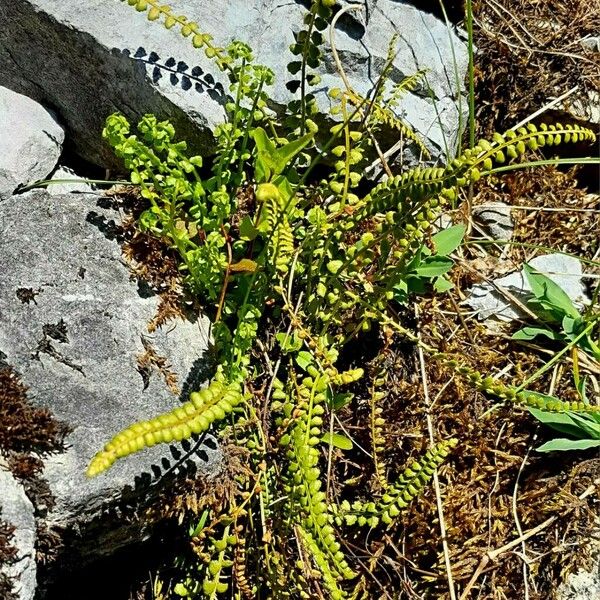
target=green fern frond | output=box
[369,365,388,490]
[297,527,348,600]
[87,380,244,477]
[264,198,296,276]
[433,353,600,413]
[122,0,230,70]
[333,439,457,528]
[359,123,597,218]
[386,69,428,108]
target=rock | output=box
[557,562,600,600]
[563,90,600,125]
[472,202,514,241]
[0,0,467,169]
[0,468,37,600]
[465,253,589,322]
[0,86,64,199]
[0,190,218,557]
[47,166,94,196]
[580,35,600,52]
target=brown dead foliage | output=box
[106,186,190,333]
[0,366,70,456]
[473,0,600,138]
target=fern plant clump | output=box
[87,0,598,597]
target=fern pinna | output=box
[87,0,599,597]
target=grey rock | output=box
[0,0,467,168]
[47,166,94,195]
[557,563,600,600]
[580,35,600,52]
[465,253,589,322]
[564,89,600,125]
[0,86,64,199]
[0,190,218,556]
[0,467,37,600]
[472,202,514,241]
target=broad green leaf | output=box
[413,256,454,278]
[392,280,409,304]
[328,392,353,410]
[561,315,583,338]
[272,131,315,175]
[296,350,314,371]
[275,331,303,353]
[433,276,454,293]
[431,224,466,256]
[528,407,584,438]
[405,275,426,294]
[272,174,294,207]
[321,432,353,450]
[239,215,258,241]
[537,438,600,452]
[512,326,562,342]
[523,264,580,320]
[568,413,600,439]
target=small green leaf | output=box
[296,351,314,371]
[276,332,303,353]
[512,326,562,342]
[239,216,258,241]
[537,438,600,452]
[431,224,466,256]
[321,432,353,450]
[413,256,453,278]
[568,413,600,439]
[328,392,353,410]
[523,264,580,320]
[433,276,454,293]
[528,408,583,438]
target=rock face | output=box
[0,190,218,549]
[0,86,64,199]
[472,202,514,241]
[0,469,37,600]
[466,253,589,322]
[0,0,468,168]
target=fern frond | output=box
[386,69,428,108]
[280,374,356,583]
[433,353,600,413]
[369,366,388,490]
[297,527,348,600]
[121,0,230,70]
[87,380,244,477]
[334,439,457,528]
[358,123,597,218]
[265,198,296,275]
[346,89,430,158]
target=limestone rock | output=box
[472,202,514,241]
[0,0,467,168]
[0,190,218,555]
[47,166,95,195]
[0,86,64,199]
[0,468,37,600]
[465,253,589,322]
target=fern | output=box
[87,380,244,477]
[88,1,600,597]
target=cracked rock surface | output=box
[0,468,36,600]
[0,86,64,199]
[0,190,218,552]
[0,0,467,167]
